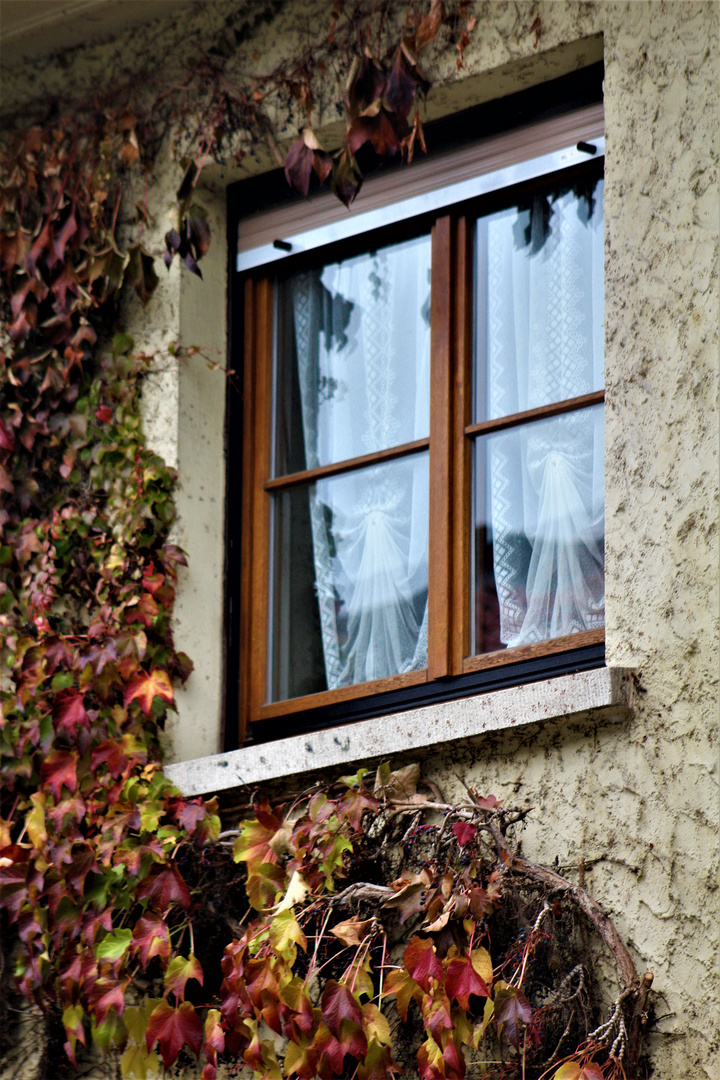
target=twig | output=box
[328,881,395,910]
[513,858,638,990]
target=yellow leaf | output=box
[471,946,493,988]
[553,1064,582,1080]
[120,1043,162,1080]
[27,792,47,848]
[269,909,307,959]
[274,870,309,912]
[361,1002,392,1046]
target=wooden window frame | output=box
[235,110,605,743]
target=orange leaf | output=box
[124,668,173,716]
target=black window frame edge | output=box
[224,61,605,752]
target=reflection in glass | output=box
[269,453,429,701]
[274,234,431,476]
[475,179,604,422]
[472,406,604,654]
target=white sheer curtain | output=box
[481,181,605,646]
[290,237,431,688]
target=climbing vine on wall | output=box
[0,2,651,1078]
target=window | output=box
[232,106,605,741]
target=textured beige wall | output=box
[2,2,718,1076]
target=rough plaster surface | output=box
[2,2,719,1077]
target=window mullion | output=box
[450,216,473,675]
[248,277,275,724]
[427,214,454,681]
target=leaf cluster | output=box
[0,6,647,1080]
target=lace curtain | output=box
[480,181,605,646]
[288,238,431,689]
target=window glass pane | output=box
[475,178,604,421]
[274,234,431,476]
[471,405,604,655]
[269,453,429,701]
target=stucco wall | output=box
[2,2,718,1077]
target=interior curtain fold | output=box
[482,181,605,646]
[290,238,431,688]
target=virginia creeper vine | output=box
[0,4,651,1078]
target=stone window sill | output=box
[165,667,635,798]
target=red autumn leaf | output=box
[125,591,160,627]
[41,749,78,801]
[442,1033,463,1073]
[0,416,14,453]
[232,799,285,866]
[65,846,97,897]
[95,405,112,423]
[281,978,314,1033]
[124,667,173,716]
[331,148,363,208]
[146,999,203,1069]
[316,1017,368,1070]
[337,1018,368,1060]
[384,48,429,120]
[403,937,443,991]
[358,1039,400,1080]
[285,129,332,197]
[424,993,454,1042]
[142,564,165,595]
[494,986,533,1051]
[245,956,279,1008]
[336,786,378,830]
[284,135,313,197]
[137,864,191,912]
[452,821,477,847]
[347,106,404,158]
[555,1064,605,1080]
[468,885,495,918]
[53,690,90,735]
[314,1022,345,1074]
[168,797,207,833]
[91,739,128,779]
[444,954,490,1009]
[347,52,386,118]
[132,913,171,968]
[321,979,363,1037]
[476,794,501,810]
[89,975,128,1024]
[204,1009,225,1056]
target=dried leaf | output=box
[416,0,444,51]
[330,915,373,947]
[347,51,386,119]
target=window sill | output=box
[165,667,636,798]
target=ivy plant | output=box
[0,4,652,1078]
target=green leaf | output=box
[113,333,134,355]
[51,670,75,691]
[269,908,307,960]
[96,927,133,962]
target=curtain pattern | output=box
[480,181,605,646]
[289,238,431,688]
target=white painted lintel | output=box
[165,667,635,798]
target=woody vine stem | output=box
[0,3,651,1079]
